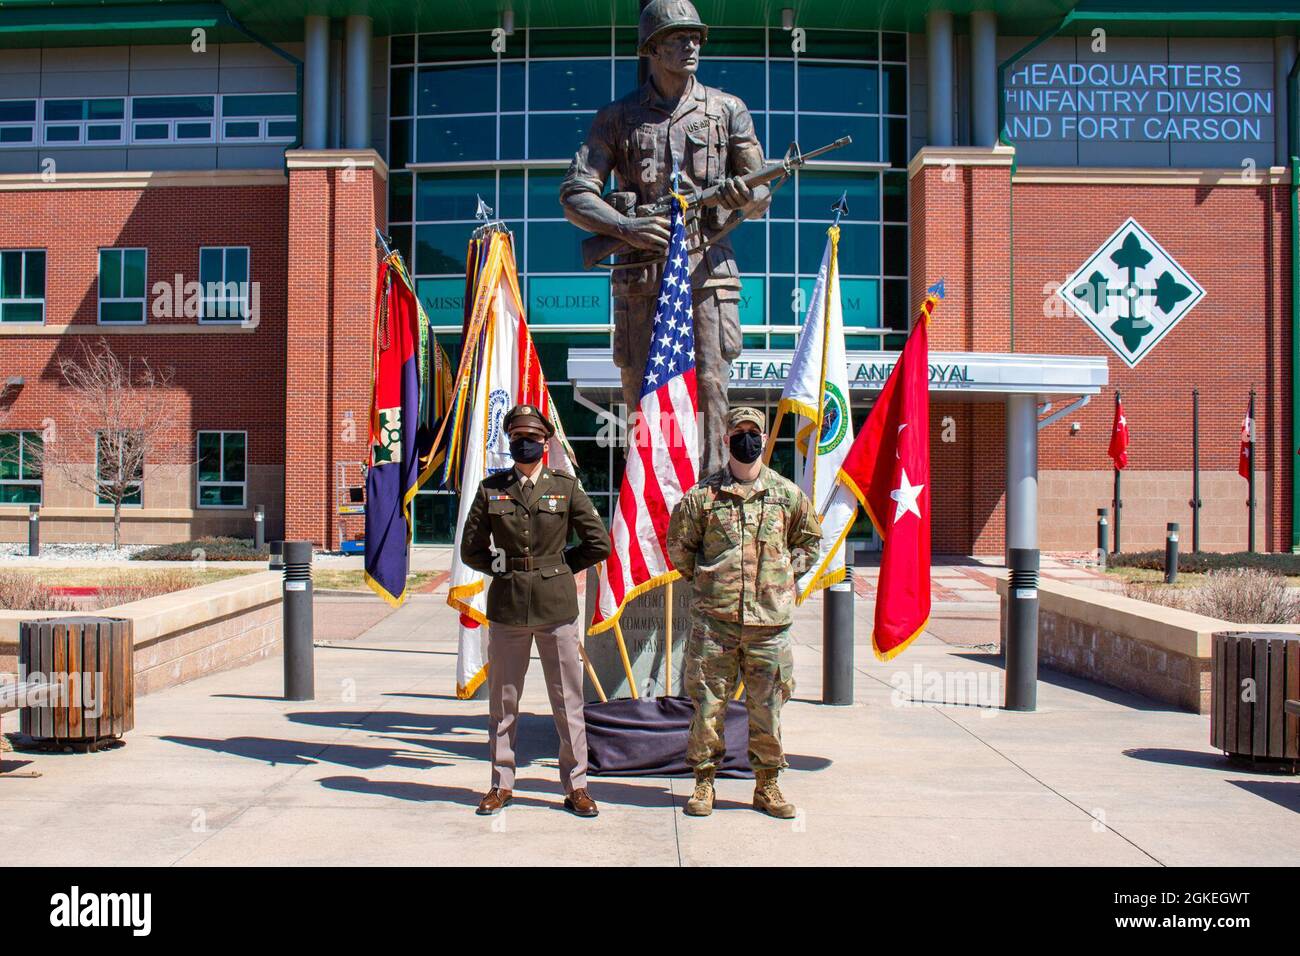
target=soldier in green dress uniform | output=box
[460,404,611,817]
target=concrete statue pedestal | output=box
[581,575,692,702]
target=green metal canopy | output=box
[2,0,1295,46]
[1,0,1298,45]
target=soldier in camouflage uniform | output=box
[666,407,822,818]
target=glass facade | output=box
[388,26,907,544]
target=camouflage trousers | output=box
[684,615,795,773]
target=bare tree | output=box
[1,339,179,550]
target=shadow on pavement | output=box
[1121,747,1229,770]
[316,775,553,809]
[160,734,449,771]
[1227,779,1300,814]
[959,654,1180,712]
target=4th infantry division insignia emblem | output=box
[372,407,402,464]
[1059,217,1204,369]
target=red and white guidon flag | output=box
[589,196,699,635]
[1108,396,1129,470]
[1238,405,1253,480]
[836,291,938,661]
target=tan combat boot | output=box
[753,769,796,819]
[684,771,715,817]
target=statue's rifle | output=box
[581,135,852,270]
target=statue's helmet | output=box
[638,0,709,55]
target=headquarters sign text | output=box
[1005,62,1273,143]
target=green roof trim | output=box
[0,1,1296,41]
[0,2,249,46]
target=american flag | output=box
[589,197,700,634]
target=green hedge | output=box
[131,536,270,562]
[1109,550,1300,575]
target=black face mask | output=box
[729,430,763,465]
[510,436,544,464]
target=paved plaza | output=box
[1,556,1296,867]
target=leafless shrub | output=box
[90,569,200,609]
[0,569,201,611]
[1123,580,1188,610]
[0,573,77,611]
[1185,568,1300,625]
[1124,569,1300,624]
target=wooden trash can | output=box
[18,617,133,746]
[1211,632,1300,770]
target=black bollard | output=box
[1096,508,1109,568]
[823,569,854,705]
[1164,522,1180,585]
[269,540,284,570]
[1004,548,1040,712]
[282,541,314,701]
[254,504,265,550]
[27,504,38,558]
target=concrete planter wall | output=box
[997,576,1300,714]
[1,570,282,697]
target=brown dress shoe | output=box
[563,787,599,817]
[476,787,513,815]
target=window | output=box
[389,27,909,341]
[132,95,215,144]
[0,99,36,147]
[98,248,147,323]
[196,431,246,507]
[0,431,42,505]
[96,430,143,506]
[42,98,125,146]
[198,247,250,322]
[0,250,45,323]
[3,94,298,149]
[220,93,297,142]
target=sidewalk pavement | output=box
[1,583,1295,867]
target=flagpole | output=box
[578,641,607,703]
[1248,387,1257,553]
[1192,387,1201,553]
[612,620,639,699]
[1112,390,1122,554]
[821,192,854,706]
[663,581,673,697]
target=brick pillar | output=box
[909,146,1014,554]
[285,149,388,548]
[908,145,1014,351]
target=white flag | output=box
[767,225,858,601]
[447,234,574,697]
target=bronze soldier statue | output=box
[560,0,771,477]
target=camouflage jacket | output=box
[667,465,822,626]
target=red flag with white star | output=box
[836,291,936,661]
[1108,396,1129,470]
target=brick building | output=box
[0,1,1296,556]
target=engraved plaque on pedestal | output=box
[582,574,693,701]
